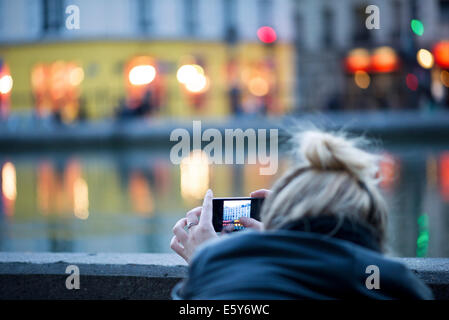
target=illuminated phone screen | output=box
[212,198,263,232]
[222,199,251,231]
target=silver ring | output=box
[186,222,198,230]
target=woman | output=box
[170,130,433,299]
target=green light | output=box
[411,19,424,36]
[416,213,429,257]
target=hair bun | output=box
[296,130,378,182]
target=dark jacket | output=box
[172,217,433,300]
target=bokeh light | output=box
[69,66,84,86]
[1,162,17,201]
[433,41,449,69]
[416,49,434,69]
[177,64,199,84]
[345,48,370,73]
[411,19,424,36]
[354,70,370,89]
[406,73,419,91]
[379,153,398,190]
[185,73,208,93]
[371,46,398,73]
[257,26,277,44]
[0,75,13,94]
[128,65,156,86]
[248,77,269,96]
[440,152,449,202]
[177,64,208,93]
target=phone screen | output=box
[212,197,264,232]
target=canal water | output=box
[0,143,448,257]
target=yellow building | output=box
[0,0,295,120]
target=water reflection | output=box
[1,162,16,217]
[180,150,210,201]
[0,147,448,257]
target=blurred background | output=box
[0,0,449,257]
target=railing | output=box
[0,253,448,300]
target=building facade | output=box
[0,0,295,120]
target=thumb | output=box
[239,216,263,230]
[199,189,213,227]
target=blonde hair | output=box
[261,129,388,250]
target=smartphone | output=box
[212,197,264,232]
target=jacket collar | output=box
[281,215,382,252]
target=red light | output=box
[440,152,449,202]
[257,26,277,44]
[406,73,418,91]
[433,41,449,69]
[379,153,398,191]
[370,47,399,73]
[345,49,371,73]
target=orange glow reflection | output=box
[129,171,154,216]
[37,160,89,218]
[379,153,398,191]
[73,177,89,220]
[439,152,449,202]
[1,162,16,217]
[180,150,210,201]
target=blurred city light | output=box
[248,76,270,96]
[69,66,84,86]
[440,152,449,202]
[417,49,434,69]
[185,73,208,93]
[180,150,209,200]
[411,19,424,36]
[433,41,449,69]
[257,26,277,44]
[379,153,398,190]
[345,48,370,73]
[354,70,370,89]
[0,74,13,94]
[128,65,156,86]
[441,70,449,88]
[370,46,399,73]
[177,64,200,84]
[416,214,429,257]
[177,64,208,93]
[1,162,17,201]
[73,177,89,220]
[406,73,419,91]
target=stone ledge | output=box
[0,253,447,300]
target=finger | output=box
[199,189,213,227]
[172,218,188,244]
[221,225,234,235]
[170,236,187,261]
[239,216,263,230]
[250,189,272,198]
[186,206,202,225]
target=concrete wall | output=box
[0,253,448,300]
